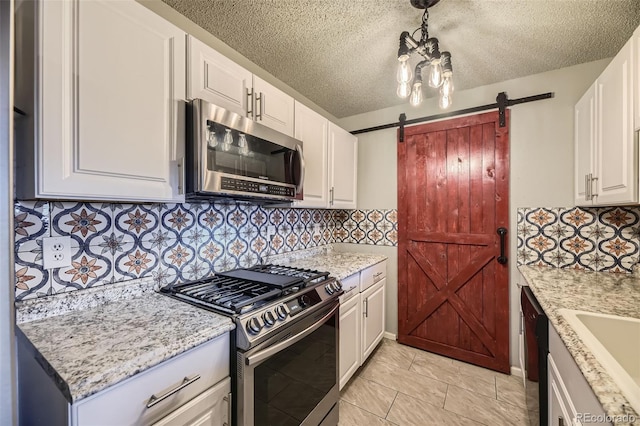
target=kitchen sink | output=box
[559,309,640,414]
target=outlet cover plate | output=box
[43,236,72,269]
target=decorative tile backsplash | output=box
[14,200,398,300]
[517,206,640,274]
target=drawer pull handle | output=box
[146,375,201,408]
[223,392,232,426]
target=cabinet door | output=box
[594,38,636,205]
[253,75,294,137]
[339,293,361,390]
[39,0,185,202]
[361,278,385,362]
[328,123,358,209]
[549,378,571,426]
[574,84,596,206]
[187,36,253,118]
[294,101,329,208]
[634,24,640,131]
[152,378,231,426]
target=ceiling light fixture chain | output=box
[396,0,454,109]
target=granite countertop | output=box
[16,279,234,403]
[267,246,387,280]
[518,265,640,425]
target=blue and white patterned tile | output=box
[597,207,634,272]
[227,204,250,231]
[15,200,50,252]
[112,204,159,246]
[214,255,239,272]
[524,208,558,267]
[50,202,112,248]
[151,266,178,290]
[112,242,158,282]
[558,208,597,270]
[159,204,197,242]
[299,209,312,228]
[15,250,51,300]
[50,244,113,294]
[159,240,197,284]
[198,240,224,273]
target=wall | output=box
[13,201,397,300]
[338,58,611,367]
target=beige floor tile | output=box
[528,409,540,426]
[338,400,398,426]
[387,392,484,426]
[496,373,527,409]
[360,359,448,408]
[368,339,419,370]
[444,385,530,426]
[340,376,397,418]
[410,352,497,398]
[452,358,501,383]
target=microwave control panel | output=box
[220,177,295,197]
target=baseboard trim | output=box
[510,366,523,377]
[383,332,397,340]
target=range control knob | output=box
[246,317,262,335]
[299,294,311,308]
[262,311,276,327]
[324,284,335,295]
[275,304,288,320]
[334,280,342,290]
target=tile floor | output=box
[338,338,536,426]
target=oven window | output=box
[205,121,296,184]
[254,315,336,426]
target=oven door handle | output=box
[246,303,339,366]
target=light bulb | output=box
[429,60,443,88]
[238,133,249,156]
[397,82,410,98]
[396,59,412,84]
[222,129,233,152]
[439,92,451,109]
[442,74,454,97]
[207,128,218,148]
[409,82,423,107]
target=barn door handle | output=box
[497,227,508,264]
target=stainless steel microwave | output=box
[186,99,304,202]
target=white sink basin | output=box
[559,309,640,414]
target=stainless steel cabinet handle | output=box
[330,187,334,206]
[177,157,184,195]
[246,88,253,117]
[363,298,369,318]
[585,174,589,201]
[591,175,598,198]
[223,392,232,426]
[558,416,564,426]
[255,92,263,120]
[146,375,200,408]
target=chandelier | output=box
[396,0,453,109]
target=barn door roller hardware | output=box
[351,91,554,142]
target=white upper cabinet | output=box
[328,123,358,209]
[634,25,640,130]
[253,75,295,137]
[294,101,329,208]
[574,84,596,205]
[187,36,294,137]
[187,36,253,118]
[20,0,186,202]
[574,36,636,206]
[595,38,635,205]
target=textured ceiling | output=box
[161,0,640,118]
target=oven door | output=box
[236,302,339,426]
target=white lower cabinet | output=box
[152,377,231,426]
[338,261,386,390]
[361,279,386,361]
[19,333,231,426]
[339,292,361,390]
[548,324,610,426]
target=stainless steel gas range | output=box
[161,264,342,426]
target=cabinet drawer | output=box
[339,273,360,302]
[72,333,230,426]
[360,261,386,292]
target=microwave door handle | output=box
[294,144,305,194]
[246,303,338,366]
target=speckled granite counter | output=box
[267,245,387,280]
[518,265,640,425]
[16,278,234,403]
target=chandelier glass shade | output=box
[396,2,453,109]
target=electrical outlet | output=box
[266,225,276,240]
[43,236,72,269]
